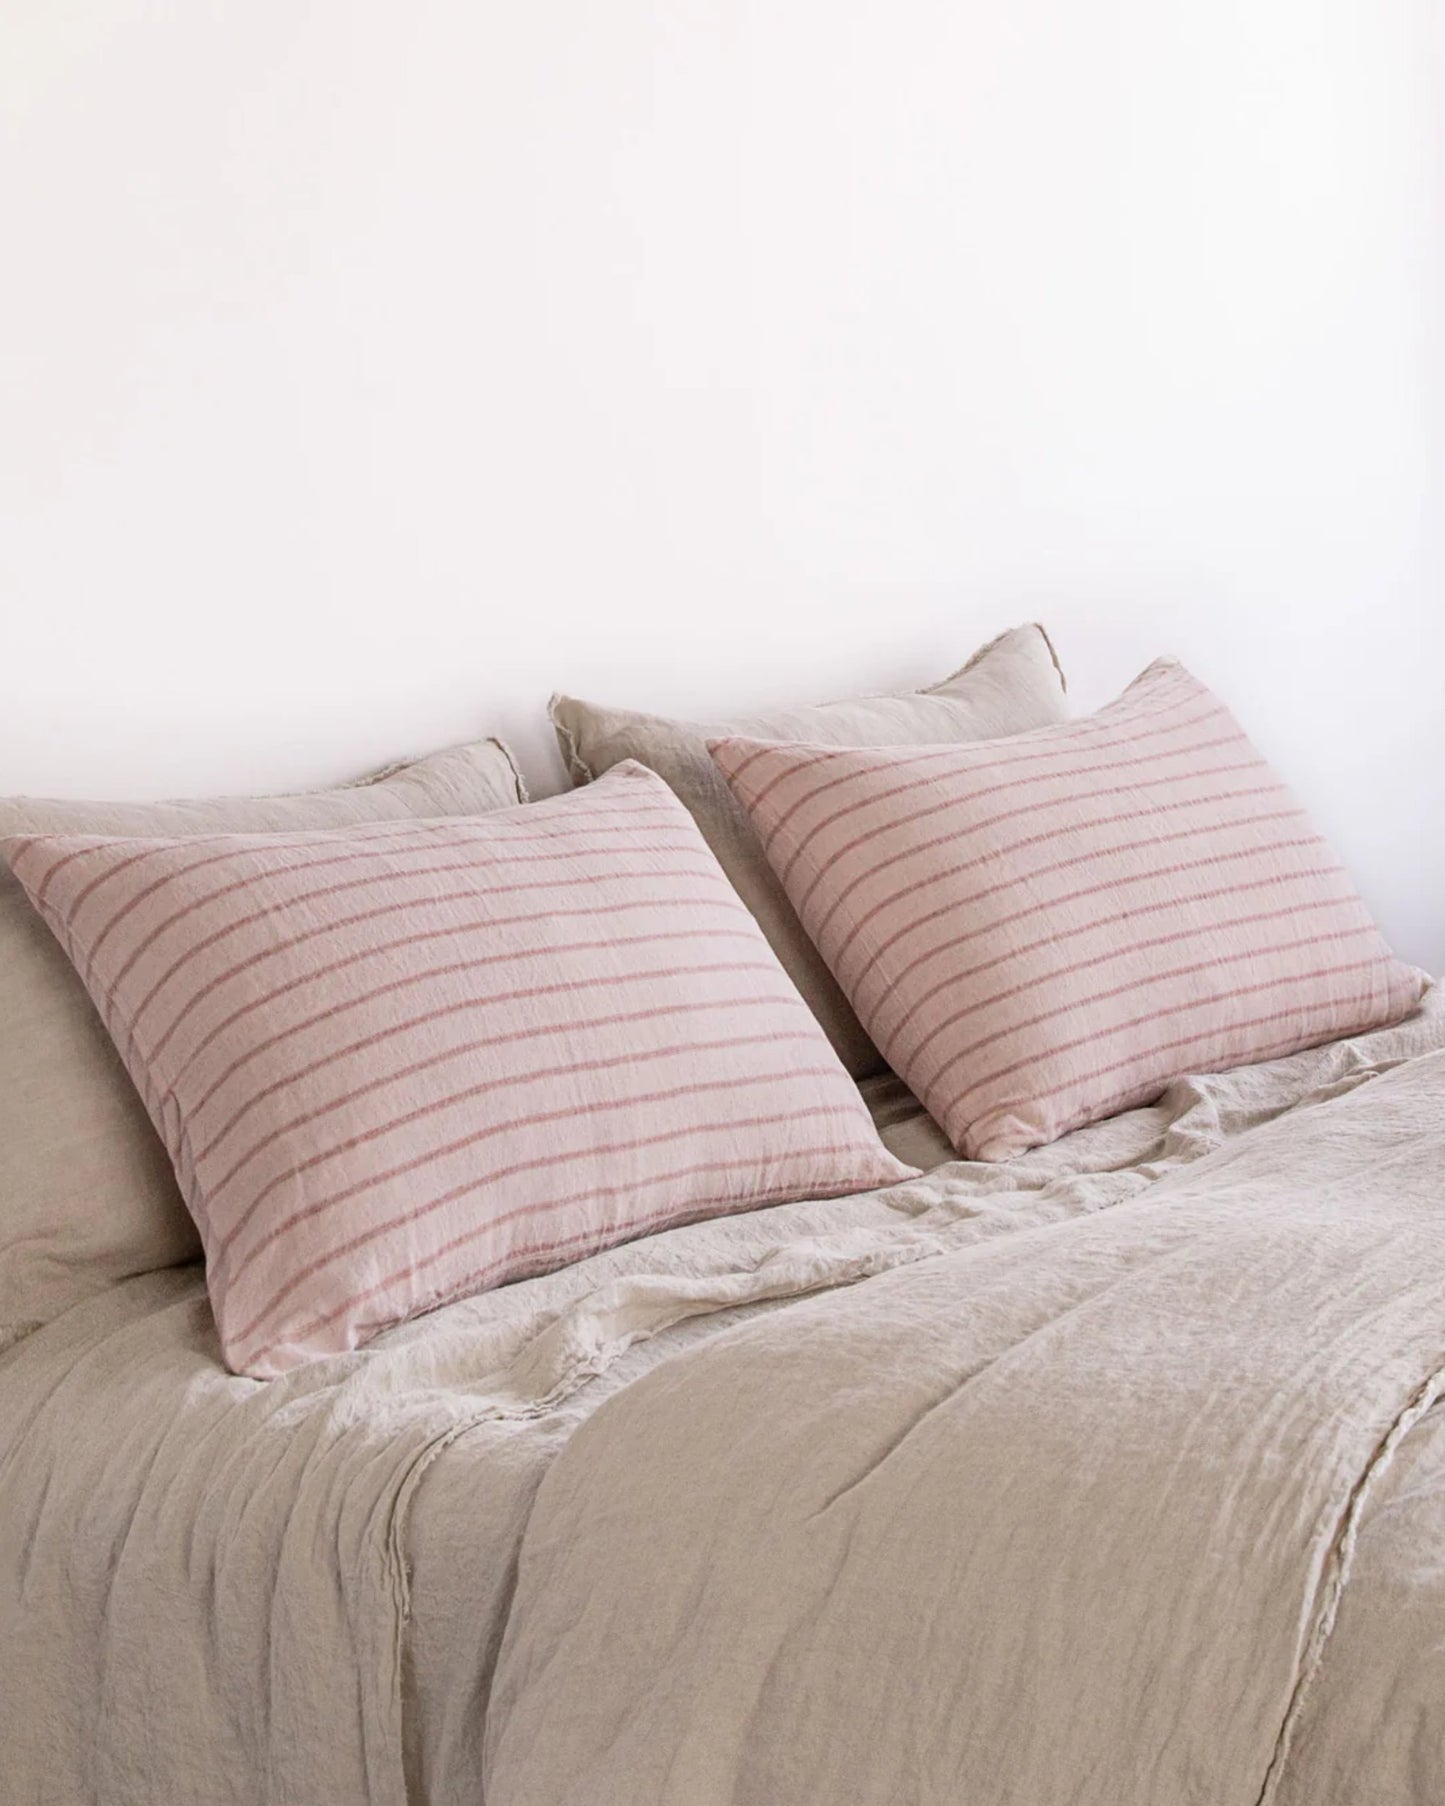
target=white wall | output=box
[2,2,1442,970]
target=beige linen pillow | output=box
[550,624,1068,1076]
[0,738,525,1351]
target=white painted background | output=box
[2,2,1442,970]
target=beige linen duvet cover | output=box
[3,995,1445,1806]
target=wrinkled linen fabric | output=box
[2,993,1444,1806]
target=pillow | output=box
[0,738,526,1352]
[712,659,1425,1161]
[3,763,914,1376]
[550,623,1068,1079]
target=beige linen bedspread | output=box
[3,996,1445,1805]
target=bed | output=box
[3,632,1442,1804]
[4,993,1445,1805]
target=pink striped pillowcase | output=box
[712,660,1425,1161]
[3,763,914,1376]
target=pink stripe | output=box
[235,1135,877,1366]
[802,754,1274,950]
[935,943,1389,1129]
[0,834,46,875]
[792,734,1255,932]
[61,810,530,921]
[771,690,1221,888]
[134,875,743,1066]
[9,812,455,904]
[81,830,508,1000]
[99,838,714,1038]
[204,1026,822,1210]
[32,854,744,1170]
[1059,1008,1392,1140]
[969,972,1405,1151]
[22,882,178,1139]
[865,860,1347,1059]
[921,903,1372,1098]
[192,982,800,1165]
[38,838,160,910]
[158,917,763,1099]
[833,808,1314,993]
[70,818,515,978]
[59,792,686,980]
[115,833,714,1026]
[216,1065,853,1287]
[180,951,782,1138]
[811,776,1276,975]
[712,738,786,794]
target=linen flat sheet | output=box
[2,993,1444,1806]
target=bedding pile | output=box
[3,995,1444,1805]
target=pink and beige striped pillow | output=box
[712,659,1425,1161]
[3,763,914,1377]
[0,736,527,1353]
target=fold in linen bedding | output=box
[484,1036,1445,1805]
[2,994,1444,1806]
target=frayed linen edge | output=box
[1256,1354,1445,1805]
